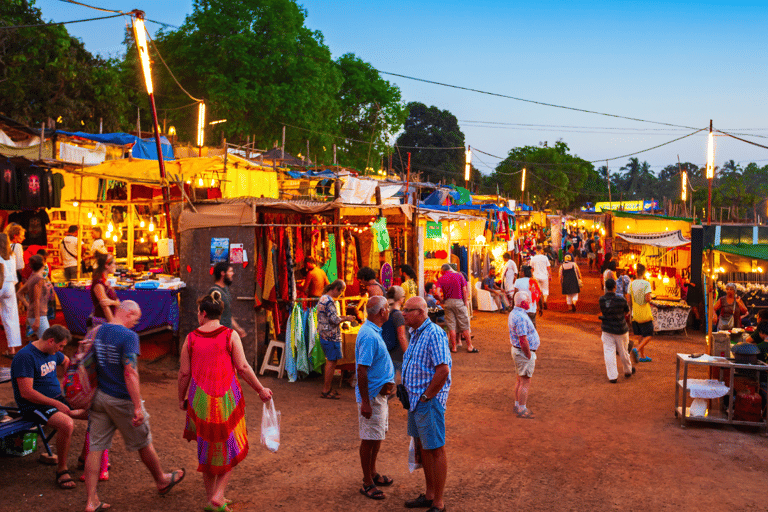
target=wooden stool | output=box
[259,340,286,379]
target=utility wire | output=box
[378,70,700,131]
[143,29,202,103]
[55,0,178,28]
[715,129,768,150]
[0,12,123,30]
[283,123,463,150]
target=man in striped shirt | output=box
[401,296,451,512]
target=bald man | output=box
[401,297,452,512]
[85,301,185,512]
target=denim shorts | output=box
[407,399,446,450]
[319,337,342,361]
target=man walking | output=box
[11,325,87,490]
[502,252,518,306]
[208,261,246,338]
[356,296,396,500]
[84,301,185,512]
[402,297,451,512]
[508,291,539,419]
[599,278,635,383]
[529,245,551,309]
[436,263,477,353]
[629,264,654,363]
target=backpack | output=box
[63,327,100,410]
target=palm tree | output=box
[620,157,642,198]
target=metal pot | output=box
[731,342,760,365]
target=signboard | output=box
[426,221,443,239]
[210,237,229,265]
[586,200,658,213]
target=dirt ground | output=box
[4,263,768,511]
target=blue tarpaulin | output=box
[56,131,174,160]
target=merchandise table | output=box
[54,287,180,335]
[674,353,768,432]
[651,300,691,333]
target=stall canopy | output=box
[616,230,690,247]
[714,244,768,260]
[77,154,279,198]
[56,131,174,161]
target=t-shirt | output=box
[382,308,408,354]
[19,166,46,209]
[11,242,24,271]
[61,235,79,268]
[50,173,65,208]
[304,267,329,298]
[530,254,550,281]
[21,209,50,246]
[502,260,518,290]
[11,344,65,414]
[482,276,498,291]
[355,320,395,402]
[0,159,18,206]
[93,323,141,400]
[91,238,107,256]
[508,307,540,350]
[437,271,466,300]
[630,279,653,323]
[402,278,417,302]
[207,285,232,328]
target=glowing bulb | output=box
[185,180,191,185]
[73,202,79,207]
[148,222,155,232]
[662,276,670,284]
[140,237,145,243]
[87,212,92,218]
[91,217,97,226]
[211,179,216,187]
[108,223,114,232]
[140,220,145,228]
[153,234,158,242]
[706,131,715,179]
[759,267,764,273]
[198,177,204,187]
[112,235,118,242]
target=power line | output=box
[283,123,463,150]
[54,0,178,28]
[0,12,123,30]
[716,129,768,150]
[378,70,700,130]
[596,128,707,162]
[143,29,202,103]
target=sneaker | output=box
[609,379,618,384]
[405,493,433,509]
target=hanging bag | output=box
[260,398,281,453]
[62,326,100,410]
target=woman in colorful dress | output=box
[178,294,273,512]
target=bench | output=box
[0,411,57,457]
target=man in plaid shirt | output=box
[401,296,452,512]
[508,291,540,419]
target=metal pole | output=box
[406,152,411,195]
[708,120,713,225]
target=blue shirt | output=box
[508,306,540,351]
[402,318,452,411]
[355,320,395,403]
[11,344,65,413]
[93,323,141,400]
[616,275,631,298]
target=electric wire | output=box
[378,70,700,131]
[143,29,203,103]
[715,130,768,151]
[0,13,123,30]
[282,123,464,150]
[54,0,178,28]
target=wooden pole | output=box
[606,160,611,203]
[127,185,135,269]
[333,144,337,166]
[76,171,84,280]
[281,126,285,161]
[306,140,310,166]
[39,123,45,160]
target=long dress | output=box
[183,326,249,474]
[561,263,581,298]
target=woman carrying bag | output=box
[559,254,582,312]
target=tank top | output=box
[91,278,118,319]
[1,256,17,284]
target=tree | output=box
[490,141,595,211]
[153,0,343,157]
[334,53,406,172]
[0,0,134,132]
[391,102,466,184]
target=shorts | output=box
[319,337,342,361]
[27,315,50,340]
[358,394,389,440]
[443,298,470,332]
[536,277,549,298]
[64,266,78,280]
[407,399,446,450]
[21,395,69,424]
[511,346,537,377]
[632,320,654,337]
[88,390,152,452]
[588,252,596,260]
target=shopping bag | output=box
[63,327,100,410]
[408,437,422,473]
[260,398,281,453]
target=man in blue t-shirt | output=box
[482,267,510,312]
[356,296,396,500]
[11,325,86,489]
[84,301,185,512]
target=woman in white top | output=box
[5,223,25,283]
[0,233,22,357]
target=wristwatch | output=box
[419,393,431,402]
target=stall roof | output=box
[56,131,174,161]
[616,230,690,247]
[607,210,693,222]
[714,244,768,261]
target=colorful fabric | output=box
[321,234,338,282]
[293,303,309,376]
[403,318,452,412]
[316,294,342,342]
[285,315,298,382]
[402,278,418,302]
[630,279,653,323]
[183,326,249,475]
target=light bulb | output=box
[91,217,97,226]
[140,220,145,228]
[198,177,204,187]
[140,237,145,243]
[148,223,155,232]
[87,212,92,218]
[73,202,79,207]
[154,234,158,242]
[211,179,216,186]
[108,223,114,232]
[112,235,118,242]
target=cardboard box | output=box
[2,432,38,457]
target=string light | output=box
[91,217,97,226]
[154,234,159,242]
[140,219,145,228]
[112,234,118,242]
[198,177,204,187]
[148,222,155,232]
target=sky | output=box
[33,0,768,176]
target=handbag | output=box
[397,347,416,410]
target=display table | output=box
[54,287,180,335]
[651,300,690,333]
[338,328,360,368]
[674,353,768,432]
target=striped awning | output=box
[616,230,690,248]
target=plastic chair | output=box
[259,340,286,379]
[475,281,499,312]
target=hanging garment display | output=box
[294,303,309,377]
[262,238,276,301]
[0,159,18,207]
[284,312,298,383]
[320,234,338,282]
[371,217,391,251]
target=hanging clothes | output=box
[321,234,338,282]
[284,311,298,382]
[262,238,276,301]
[295,303,309,377]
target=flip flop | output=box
[373,473,393,487]
[320,391,340,400]
[467,348,479,353]
[158,468,186,496]
[2,351,14,359]
[517,408,535,419]
[55,470,76,489]
[88,502,111,512]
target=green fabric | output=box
[454,186,471,205]
[321,234,338,281]
[714,244,768,261]
[371,217,390,251]
[426,221,443,239]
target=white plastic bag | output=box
[408,437,422,472]
[260,398,281,453]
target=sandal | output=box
[373,473,393,487]
[56,470,76,489]
[320,391,340,400]
[467,348,479,353]
[360,483,385,500]
[516,408,535,419]
[203,499,233,511]
[158,468,186,496]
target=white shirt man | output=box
[529,247,551,305]
[502,255,518,300]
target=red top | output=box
[437,271,467,300]
[90,278,118,319]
